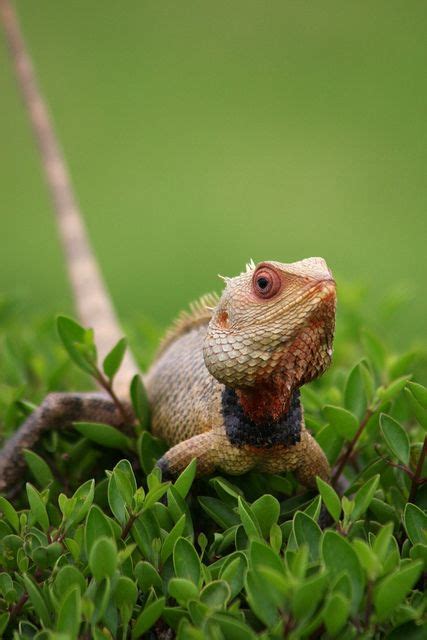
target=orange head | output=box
[203,258,336,422]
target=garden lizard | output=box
[0,0,336,492]
[0,257,336,491]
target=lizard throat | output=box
[235,375,293,424]
[222,387,302,448]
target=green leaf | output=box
[292,571,327,620]
[108,475,128,525]
[103,337,127,380]
[353,539,381,580]
[56,586,81,639]
[321,530,364,611]
[144,481,169,510]
[377,375,410,404]
[23,449,54,487]
[316,424,344,464]
[174,458,197,499]
[380,413,410,465]
[135,561,162,592]
[219,555,247,599]
[316,477,341,522]
[372,521,394,562]
[373,560,423,620]
[245,568,279,627]
[74,421,131,450]
[0,613,9,636]
[114,468,134,508]
[249,539,284,574]
[251,494,280,538]
[0,496,19,532]
[405,388,427,430]
[293,511,321,561]
[198,496,240,529]
[132,596,165,638]
[23,574,50,627]
[209,614,256,640]
[409,543,427,570]
[57,315,97,374]
[89,536,117,581]
[322,592,350,636]
[344,361,368,420]
[237,497,262,539]
[168,577,199,606]
[65,478,95,527]
[324,405,359,440]
[351,474,380,521]
[257,566,290,606]
[167,485,193,537]
[407,382,427,410]
[288,545,309,580]
[369,497,398,525]
[270,522,283,553]
[130,374,150,428]
[54,565,86,599]
[161,513,186,563]
[173,537,201,586]
[200,580,230,610]
[26,483,49,532]
[404,503,427,545]
[85,505,115,556]
[114,576,138,609]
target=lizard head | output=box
[203,257,336,423]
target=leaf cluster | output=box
[0,291,426,639]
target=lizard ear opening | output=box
[252,264,282,300]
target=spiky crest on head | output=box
[155,292,220,359]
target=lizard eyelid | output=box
[252,265,282,299]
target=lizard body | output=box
[0,2,335,492]
[0,258,335,491]
[144,258,335,485]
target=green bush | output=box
[0,286,426,639]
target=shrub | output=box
[0,287,426,639]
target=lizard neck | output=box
[221,387,302,448]
[235,375,294,424]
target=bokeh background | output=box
[1,0,426,347]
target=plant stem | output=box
[121,511,138,540]
[408,435,427,503]
[364,580,373,630]
[95,370,131,426]
[332,409,373,487]
[374,445,414,479]
[9,592,28,619]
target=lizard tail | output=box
[0,0,139,397]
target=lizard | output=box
[0,0,336,492]
[0,257,336,492]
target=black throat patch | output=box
[221,387,302,448]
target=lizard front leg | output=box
[0,392,134,492]
[250,429,330,488]
[291,429,330,487]
[156,428,256,479]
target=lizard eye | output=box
[252,265,282,299]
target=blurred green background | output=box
[1,1,426,344]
